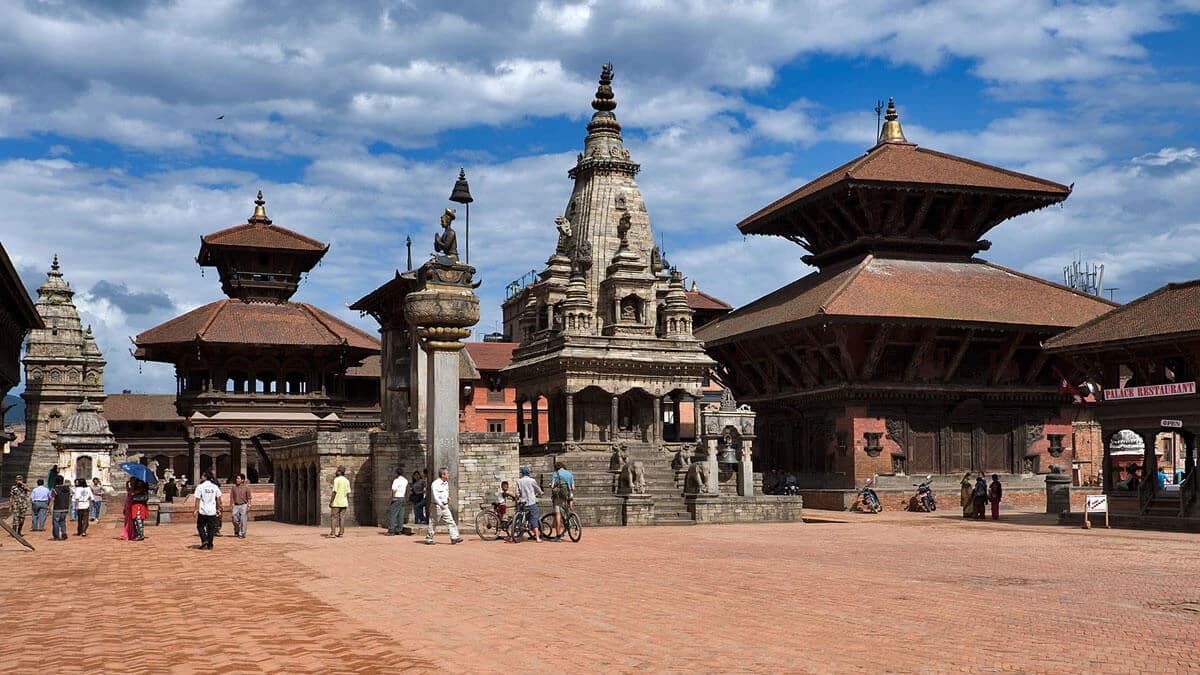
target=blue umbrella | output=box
[120,462,158,485]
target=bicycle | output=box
[538,504,582,542]
[506,503,540,543]
[474,502,513,541]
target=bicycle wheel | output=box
[566,513,582,542]
[475,510,500,540]
[538,512,556,539]
[509,513,526,542]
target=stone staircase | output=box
[525,443,695,526]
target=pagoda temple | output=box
[501,64,715,455]
[134,192,379,483]
[696,100,1114,488]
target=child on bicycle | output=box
[492,480,516,521]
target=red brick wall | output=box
[460,378,547,437]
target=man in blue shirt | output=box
[550,461,575,540]
[29,479,52,531]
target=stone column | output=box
[405,256,480,524]
[737,443,754,497]
[705,439,720,495]
[610,394,619,440]
[234,437,247,479]
[565,393,575,443]
[531,395,540,446]
[516,398,525,445]
[189,436,200,486]
[652,396,662,444]
[692,394,703,442]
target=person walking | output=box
[386,467,408,536]
[89,477,104,521]
[29,479,51,532]
[8,475,30,536]
[424,467,462,545]
[514,466,543,543]
[989,474,1003,520]
[193,471,222,550]
[129,479,150,541]
[410,470,427,525]
[229,473,252,538]
[50,475,71,541]
[329,466,351,538]
[72,478,92,537]
[972,474,988,520]
[550,461,574,540]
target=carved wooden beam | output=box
[833,325,858,383]
[860,324,893,381]
[965,194,998,240]
[827,199,866,239]
[905,193,936,236]
[937,193,967,239]
[798,201,849,243]
[1022,350,1051,386]
[882,193,905,236]
[763,339,805,391]
[942,328,975,383]
[785,211,825,251]
[730,341,772,395]
[775,334,820,387]
[904,327,939,382]
[803,326,845,380]
[990,331,1025,385]
[854,188,883,234]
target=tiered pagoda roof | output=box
[738,99,1070,268]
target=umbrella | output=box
[120,462,158,485]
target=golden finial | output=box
[877,97,907,144]
[690,279,698,292]
[252,189,267,219]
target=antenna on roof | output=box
[1063,255,1104,296]
[1106,288,1119,301]
[874,100,884,140]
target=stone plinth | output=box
[622,494,654,526]
[1045,473,1073,514]
[688,495,804,524]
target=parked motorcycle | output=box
[911,474,937,512]
[855,476,882,513]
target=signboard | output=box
[1084,494,1109,529]
[1161,419,1183,428]
[1103,381,1196,401]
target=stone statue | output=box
[616,211,632,244]
[621,301,637,322]
[609,443,628,471]
[554,216,573,256]
[619,458,646,495]
[434,208,458,260]
[684,461,709,495]
[1049,463,1065,474]
[650,246,664,274]
[672,445,692,471]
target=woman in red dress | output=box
[120,478,135,540]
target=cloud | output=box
[87,280,173,315]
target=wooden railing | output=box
[1180,473,1197,517]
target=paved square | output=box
[1,511,1197,673]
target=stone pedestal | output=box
[704,440,720,495]
[622,494,654,526]
[737,450,754,497]
[1045,473,1072,514]
[686,494,721,523]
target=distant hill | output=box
[4,394,24,425]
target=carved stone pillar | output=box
[692,394,703,442]
[531,395,540,446]
[652,396,662,444]
[405,255,480,523]
[517,398,525,445]
[610,395,619,440]
[737,443,754,497]
[565,393,575,443]
[234,437,247,479]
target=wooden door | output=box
[982,423,1011,473]
[909,422,939,474]
[948,424,974,473]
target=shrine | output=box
[695,100,1115,494]
[133,192,380,485]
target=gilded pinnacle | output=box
[878,96,908,144]
[253,189,267,219]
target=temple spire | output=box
[51,254,60,272]
[592,63,616,112]
[252,189,267,221]
[877,97,907,144]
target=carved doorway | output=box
[981,422,1012,473]
[948,424,974,473]
[908,420,938,474]
[75,455,93,481]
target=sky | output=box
[2,0,1199,396]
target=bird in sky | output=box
[216,115,224,120]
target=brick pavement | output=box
[1,510,1198,673]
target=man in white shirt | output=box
[192,471,222,550]
[424,467,462,545]
[72,478,92,537]
[514,466,543,543]
[386,466,409,536]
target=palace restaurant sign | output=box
[1103,381,1197,401]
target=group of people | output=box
[8,472,107,541]
[190,471,253,549]
[492,462,575,543]
[960,472,1003,520]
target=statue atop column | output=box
[434,208,459,260]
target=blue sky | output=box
[2,0,1199,396]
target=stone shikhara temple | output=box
[697,100,1114,497]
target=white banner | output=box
[1085,494,1108,514]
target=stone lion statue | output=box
[618,457,646,495]
[671,445,692,471]
[684,461,709,495]
[609,443,628,471]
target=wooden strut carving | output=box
[833,325,857,383]
[937,193,968,239]
[990,331,1025,386]
[860,324,893,381]
[905,192,935,236]
[803,327,845,380]
[904,327,939,382]
[775,333,820,388]
[942,329,975,383]
[1023,351,1051,386]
